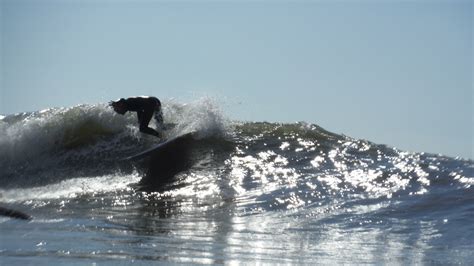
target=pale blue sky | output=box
[1,0,472,159]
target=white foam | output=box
[0,98,231,164]
[0,98,232,192]
[163,97,231,139]
[0,173,141,203]
[0,104,132,162]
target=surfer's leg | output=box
[139,109,161,138]
[137,111,144,125]
[140,127,161,138]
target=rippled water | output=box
[1,101,473,264]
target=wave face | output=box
[1,99,473,264]
[0,98,228,187]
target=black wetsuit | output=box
[123,97,162,137]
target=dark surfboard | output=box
[0,206,31,220]
[123,132,195,161]
[132,132,196,191]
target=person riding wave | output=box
[109,96,163,138]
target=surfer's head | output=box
[109,98,127,115]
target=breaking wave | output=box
[1,97,473,264]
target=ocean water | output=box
[0,98,473,265]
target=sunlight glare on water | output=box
[0,107,473,264]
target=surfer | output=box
[109,96,163,138]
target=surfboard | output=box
[123,132,195,161]
[0,206,31,220]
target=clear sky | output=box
[1,0,472,159]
